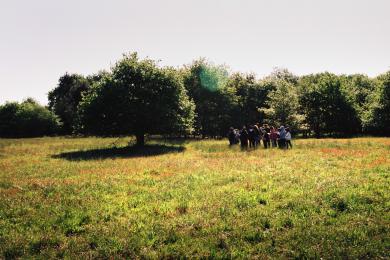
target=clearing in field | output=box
[0,137,389,258]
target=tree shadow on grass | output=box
[53,144,185,161]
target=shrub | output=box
[0,99,60,138]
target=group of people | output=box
[228,124,292,149]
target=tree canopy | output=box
[362,71,390,135]
[298,73,360,137]
[2,53,389,139]
[78,53,195,145]
[48,73,91,134]
[261,78,302,130]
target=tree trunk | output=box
[136,133,145,146]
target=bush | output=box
[0,99,60,138]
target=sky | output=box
[1,0,389,105]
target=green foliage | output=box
[227,73,269,127]
[79,53,195,145]
[298,73,360,137]
[198,62,229,92]
[0,99,60,137]
[362,71,390,135]
[41,53,388,138]
[183,59,235,136]
[264,67,299,85]
[260,78,303,129]
[48,73,91,134]
[341,74,375,117]
[183,61,271,136]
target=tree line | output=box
[1,53,389,143]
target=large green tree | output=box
[183,59,235,137]
[260,79,303,129]
[340,74,375,133]
[78,53,195,146]
[48,73,91,134]
[362,71,390,135]
[227,72,269,127]
[298,73,360,137]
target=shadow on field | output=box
[53,144,185,161]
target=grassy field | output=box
[0,137,389,259]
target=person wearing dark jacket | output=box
[228,127,237,145]
[239,126,249,149]
[248,125,256,148]
[262,124,271,149]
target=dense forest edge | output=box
[1,53,389,144]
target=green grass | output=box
[0,137,389,258]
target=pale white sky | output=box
[1,0,389,105]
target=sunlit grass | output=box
[0,137,389,258]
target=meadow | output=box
[0,137,389,259]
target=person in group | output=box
[262,124,271,149]
[234,129,240,143]
[239,126,249,149]
[253,124,261,148]
[248,125,257,148]
[285,127,292,149]
[228,127,237,145]
[226,123,291,150]
[278,126,287,149]
[270,126,278,148]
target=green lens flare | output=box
[199,65,228,92]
